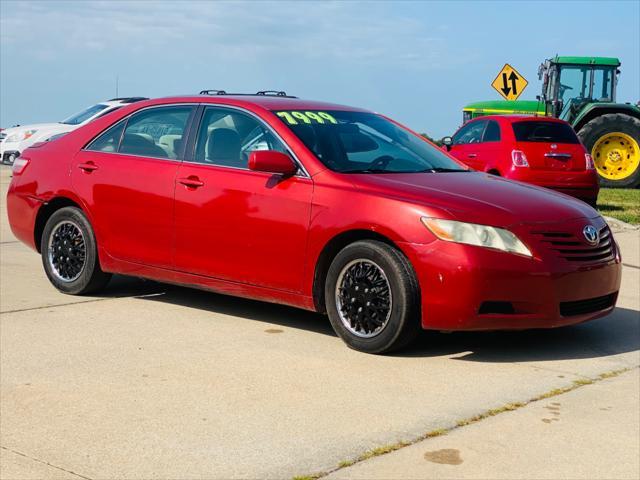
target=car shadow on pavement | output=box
[399,307,640,362]
[107,276,337,337]
[102,276,639,360]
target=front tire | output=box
[578,113,640,188]
[41,207,111,295]
[325,240,421,354]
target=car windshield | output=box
[272,110,468,173]
[60,104,109,125]
[512,121,579,144]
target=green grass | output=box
[598,188,640,224]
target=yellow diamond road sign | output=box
[491,64,528,101]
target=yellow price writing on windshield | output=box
[276,111,338,125]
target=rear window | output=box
[512,121,579,144]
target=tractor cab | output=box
[539,56,620,124]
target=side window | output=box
[483,121,501,142]
[194,107,288,168]
[452,121,486,145]
[86,121,126,153]
[119,106,193,159]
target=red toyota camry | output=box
[6,92,621,353]
[444,115,599,206]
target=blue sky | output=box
[1,0,638,137]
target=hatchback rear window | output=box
[512,121,579,144]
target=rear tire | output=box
[324,240,421,354]
[578,113,640,188]
[41,207,111,295]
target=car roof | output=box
[101,97,149,108]
[132,94,370,113]
[471,115,570,125]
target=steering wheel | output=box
[368,155,393,170]
[558,83,574,97]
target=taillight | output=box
[511,150,529,167]
[12,156,29,175]
[585,153,595,170]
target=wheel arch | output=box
[574,105,640,132]
[312,229,404,313]
[33,197,83,253]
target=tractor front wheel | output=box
[578,113,640,188]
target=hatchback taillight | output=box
[11,156,29,175]
[585,153,595,170]
[511,150,529,167]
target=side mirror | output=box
[249,150,298,176]
[442,136,453,151]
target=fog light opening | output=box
[478,301,516,315]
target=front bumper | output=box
[399,222,621,331]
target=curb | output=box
[603,216,639,233]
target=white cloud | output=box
[1,0,454,69]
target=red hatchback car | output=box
[444,116,599,206]
[7,93,621,353]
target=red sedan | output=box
[444,115,599,206]
[6,93,621,353]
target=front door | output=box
[173,106,313,292]
[449,120,488,170]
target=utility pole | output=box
[115,75,119,98]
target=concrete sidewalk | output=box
[326,368,640,480]
[1,166,639,479]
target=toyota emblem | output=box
[583,225,599,245]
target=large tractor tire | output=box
[578,113,640,188]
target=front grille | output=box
[0,132,6,142]
[531,225,614,263]
[560,293,616,317]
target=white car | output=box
[0,97,147,164]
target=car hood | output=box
[349,171,597,227]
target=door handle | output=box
[467,153,477,158]
[78,162,98,172]
[178,176,204,188]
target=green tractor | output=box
[463,56,640,188]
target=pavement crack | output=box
[622,263,640,270]
[1,298,114,315]
[0,446,93,480]
[293,366,637,480]
[1,291,167,315]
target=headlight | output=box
[6,130,37,142]
[421,217,532,257]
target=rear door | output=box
[72,105,195,268]
[511,120,586,171]
[448,120,487,170]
